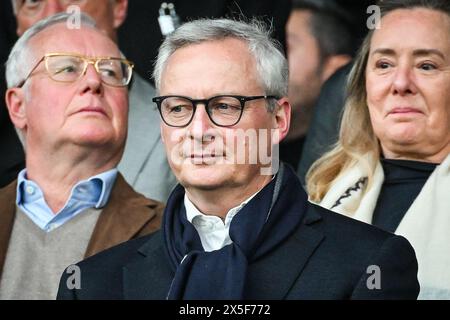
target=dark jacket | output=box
[57,184,419,300]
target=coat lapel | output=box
[122,231,173,299]
[84,174,162,258]
[247,204,325,299]
[0,180,17,277]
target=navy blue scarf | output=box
[163,164,308,299]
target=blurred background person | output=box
[307,0,450,299]
[282,0,355,169]
[296,0,373,185]
[297,62,352,185]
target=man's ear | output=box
[321,54,352,83]
[272,97,291,144]
[5,88,27,130]
[112,0,128,29]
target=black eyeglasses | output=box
[152,95,279,127]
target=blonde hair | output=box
[306,35,380,202]
[307,0,450,202]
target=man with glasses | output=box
[0,13,164,300]
[58,18,419,300]
[9,0,176,202]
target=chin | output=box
[177,164,230,189]
[179,175,227,191]
[388,128,422,145]
[72,129,116,147]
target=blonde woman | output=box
[307,0,450,299]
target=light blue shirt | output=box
[16,168,118,232]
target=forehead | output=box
[29,23,120,57]
[371,8,450,54]
[167,38,254,69]
[161,38,261,94]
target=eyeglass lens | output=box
[160,96,243,126]
[45,55,131,86]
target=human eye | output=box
[99,67,118,78]
[210,97,241,114]
[212,103,241,115]
[52,61,79,75]
[215,103,232,110]
[168,105,191,120]
[20,0,43,10]
[418,62,437,71]
[375,60,392,69]
[169,105,185,113]
[45,55,82,81]
[163,99,192,117]
[98,60,126,81]
[54,64,77,74]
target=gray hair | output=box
[5,12,96,88]
[152,18,288,110]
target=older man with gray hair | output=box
[58,18,419,300]
[9,0,176,202]
[0,13,163,300]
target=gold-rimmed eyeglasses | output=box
[17,53,134,88]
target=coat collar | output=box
[0,173,161,276]
[84,173,161,258]
[123,231,174,299]
[122,202,324,299]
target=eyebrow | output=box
[371,48,446,60]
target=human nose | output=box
[80,63,103,95]
[43,0,65,15]
[391,65,418,96]
[189,103,215,142]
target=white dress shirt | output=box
[184,192,259,252]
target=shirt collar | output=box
[184,189,261,226]
[90,168,118,208]
[16,168,118,209]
